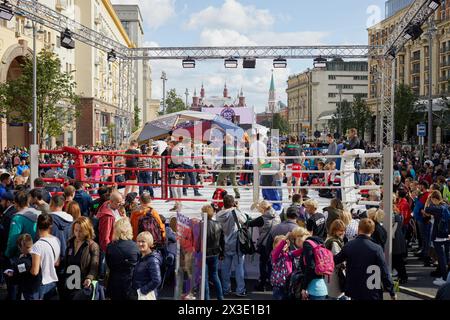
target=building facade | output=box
[0,0,77,149]
[74,0,134,146]
[287,60,368,137]
[113,4,159,126]
[367,1,450,143]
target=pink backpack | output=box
[306,240,335,276]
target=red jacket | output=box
[397,198,411,226]
[96,201,115,252]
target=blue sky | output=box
[112,0,386,112]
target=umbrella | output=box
[138,111,243,141]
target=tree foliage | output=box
[133,100,141,132]
[0,50,80,146]
[272,113,289,135]
[328,97,372,139]
[394,84,422,142]
[159,88,186,115]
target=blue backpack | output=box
[437,206,450,237]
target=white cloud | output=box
[186,0,274,32]
[199,29,257,46]
[111,0,175,30]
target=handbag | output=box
[137,289,156,300]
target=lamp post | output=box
[161,71,167,114]
[338,84,343,138]
[25,18,44,145]
[185,88,189,109]
[427,18,437,159]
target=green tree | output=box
[272,113,289,135]
[159,89,186,115]
[0,50,80,146]
[394,84,422,142]
[328,99,353,135]
[352,95,373,140]
[133,100,141,132]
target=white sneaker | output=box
[433,278,447,286]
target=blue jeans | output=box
[434,240,450,279]
[27,282,57,300]
[205,255,224,300]
[221,251,246,295]
[138,171,154,197]
[183,164,200,195]
[419,222,432,258]
[272,286,286,300]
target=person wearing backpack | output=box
[216,195,249,297]
[334,218,397,300]
[136,205,166,249]
[247,200,281,292]
[425,190,450,286]
[298,233,330,300]
[324,219,346,300]
[270,235,303,300]
[130,193,165,242]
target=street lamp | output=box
[337,84,343,138]
[0,1,14,21]
[161,71,167,114]
[273,57,287,69]
[185,88,189,109]
[224,57,238,69]
[24,18,45,146]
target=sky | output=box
[111,0,387,113]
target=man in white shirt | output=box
[30,213,61,300]
[249,133,267,166]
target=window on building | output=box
[328,93,337,98]
[353,76,368,80]
[328,75,336,80]
[412,51,421,60]
[56,35,61,48]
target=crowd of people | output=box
[0,128,449,301]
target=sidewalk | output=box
[399,248,439,300]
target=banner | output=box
[175,213,205,300]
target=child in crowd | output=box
[5,234,41,300]
[270,234,303,300]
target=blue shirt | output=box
[16,165,29,176]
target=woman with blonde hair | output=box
[131,232,163,300]
[368,208,387,250]
[290,225,328,300]
[247,200,281,291]
[105,218,140,300]
[63,217,100,300]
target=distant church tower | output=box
[267,71,277,113]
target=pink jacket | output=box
[96,201,115,252]
[271,239,303,275]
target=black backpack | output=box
[231,210,255,255]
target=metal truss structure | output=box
[129,45,382,60]
[9,0,441,149]
[380,0,439,148]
